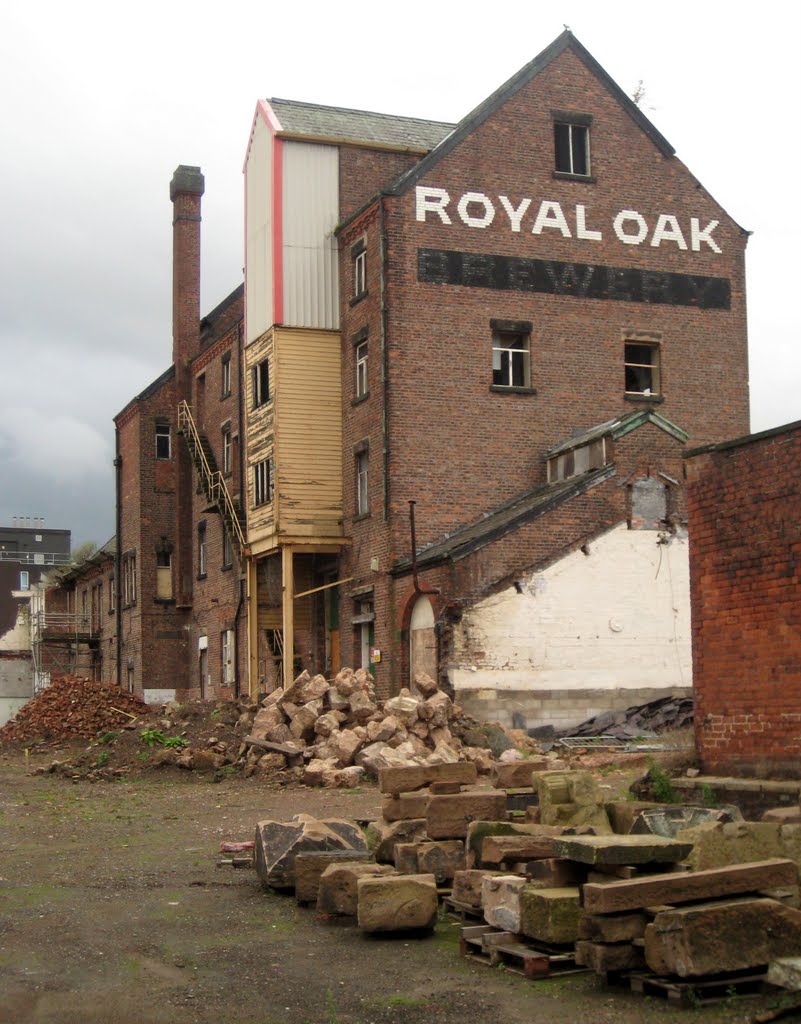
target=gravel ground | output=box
[0,755,789,1024]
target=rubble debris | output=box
[557,695,693,741]
[0,675,148,744]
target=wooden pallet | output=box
[610,967,767,1006]
[460,925,586,979]
[443,897,483,923]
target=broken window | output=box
[156,546,173,600]
[355,447,369,516]
[197,523,207,578]
[352,238,367,301]
[122,551,137,606]
[625,341,661,396]
[253,457,273,507]
[222,425,233,476]
[554,120,590,177]
[221,353,232,398]
[492,326,531,389]
[155,423,171,460]
[221,629,235,685]
[252,359,270,408]
[222,526,233,570]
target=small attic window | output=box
[547,438,607,483]
[552,110,593,180]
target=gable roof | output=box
[388,30,675,196]
[267,98,455,152]
[391,464,616,573]
[546,409,689,459]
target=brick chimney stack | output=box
[170,165,204,399]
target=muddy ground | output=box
[2,758,793,1024]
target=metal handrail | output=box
[31,611,97,638]
[0,551,71,565]
[177,400,246,553]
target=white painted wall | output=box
[450,523,691,696]
[246,115,273,342]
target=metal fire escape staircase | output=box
[177,400,247,559]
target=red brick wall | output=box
[687,422,801,776]
[337,45,748,697]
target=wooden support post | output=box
[247,556,259,699]
[282,545,294,690]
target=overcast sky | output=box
[1,1,799,548]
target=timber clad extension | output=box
[50,30,750,734]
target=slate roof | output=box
[545,410,689,458]
[268,98,455,151]
[392,464,616,573]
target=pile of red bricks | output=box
[0,676,148,744]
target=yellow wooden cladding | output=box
[245,326,343,553]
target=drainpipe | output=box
[113,433,122,689]
[409,500,423,596]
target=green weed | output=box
[162,736,189,749]
[96,751,109,768]
[648,762,677,803]
[140,729,167,748]
[98,731,119,745]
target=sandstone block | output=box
[379,762,477,795]
[482,875,527,932]
[382,792,430,822]
[481,834,562,865]
[519,886,581,945]
[254,814,368,890]
[427,737,458,760]
[369,818,428,863]
[678,820,783,871]
[578,911,647,943]
[645,897,801,977]
[767,957,801,992]
[303,757,339,787]
[552,834,693,866]
[427,790,507,840]
[317,862,395,917]
[314,711,345,738]
[575,940,646,973]
[298,673,330,704]
[278,670,311,707]
[250,705,286,741]
[452,869,507,908]
[465,821,563,867]
[357,873,438,933]
[349,690,377,723]
[294,850,373,904]
[413,672,438,698]
[383,693,421,726]
[492,760,549,789]
[334,765,365,788]
[394,842,420,874]
[329,728,362,767]
[417,840,465,883]
[527,858,587,888]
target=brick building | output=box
[241,30,749,728]
[686,421,801,777]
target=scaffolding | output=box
[30,609,98,693]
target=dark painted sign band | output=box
[417,248,731,310]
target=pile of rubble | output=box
[0,676,148,744]
[245,762,801,1006]
[239,667,528,788]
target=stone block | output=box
[427,790,507,840]
[294,850,373,904]
[413,672,439,698]
[583,858,799,914]
[527,858,586,888]
[394,842,420,874]
[492,760,549,789]
[369,817,428,864]
[250,705,285,741]
[417,840,465,883]
[379,762,477,795]
[519,886,582,945]
[381,792,430,822]
[254,814,368,890]
[482,875,527,932]
[678,820,783,871]
[645,897,801,977]
[552,834,693,866]
[357,873,438,933]
[452,869,506,908]
[578,911,647,943]
[465,821,563,867]
[317,862,395,917]
[534,770,612,833]
[767,957,801,991]
[481,833,562,865]
[575,940,646,973]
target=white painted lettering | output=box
[416,186,452,224]
[499,195,532,233]
[691,218,722,253]
[613,210,648,245]
[457,191,495,229]
[650,214,688,250]
[575,204,602,241]
[532,201,571,237]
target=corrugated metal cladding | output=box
[282,142,340,330]
[246,117,273,343]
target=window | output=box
[352,238,367,301]
[222,425,233,476]
[254,457,273,507]
[221,629,235,686]
[252,359,270,408]
[155,423,171,460]
[222,527,233,570]
[624,341,661,396]
[492,320,531,389]
[156,549,173,600]
[355,339,368,399]
[221,353,232,398]
[356,448,369,516]
[108,575,115,614]
[198,523,207,578]
[19,570,29,591]
[122,552,137,606]
[553,113,592,177]
[353,597,375,671]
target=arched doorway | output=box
[409,595,436,692]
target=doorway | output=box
[409,595,436,691]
